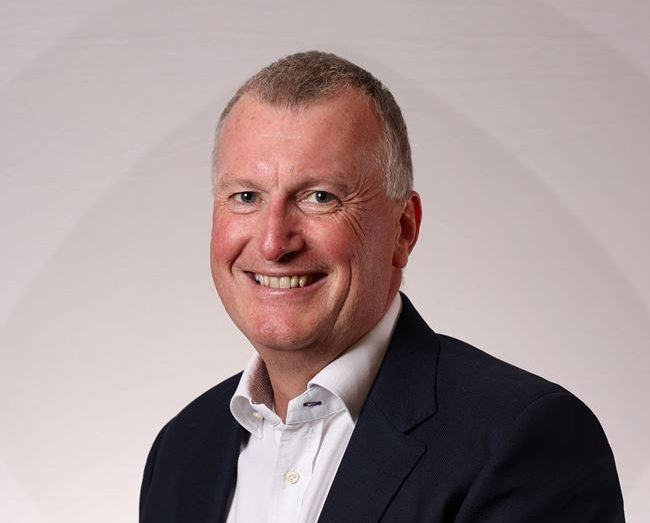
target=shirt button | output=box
[285,470,300,484]
[252,412,262,419]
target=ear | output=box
[393,191,422,269]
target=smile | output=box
[252,273,323,289]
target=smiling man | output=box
[140,52,624,522]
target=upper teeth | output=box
[254,274,311,289]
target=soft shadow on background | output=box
[1,1,649,521]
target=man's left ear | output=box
[393,191,422,269]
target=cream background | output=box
[1,1,649,521]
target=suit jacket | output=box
[140,294,625,522]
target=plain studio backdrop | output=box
[1,1,649,521]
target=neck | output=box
[255,288,401,422]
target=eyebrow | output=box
[214,176,266,193]
[295,173,352,194]
[216,172,353,194]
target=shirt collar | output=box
[230,293,402,436]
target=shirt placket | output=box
[268,417,323,523]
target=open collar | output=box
[229,293,402,434]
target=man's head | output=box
[210,51,421,362]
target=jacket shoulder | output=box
[140,372,244,522]
[432,336,625,522]
[434,332,577,430]
[438,333,563,392]
[161,372,242,435]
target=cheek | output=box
[351,213,399,281]
[308,215,384,285]
[309,217,360,266]
[210,213,247,268]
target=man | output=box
[140,52,624,522]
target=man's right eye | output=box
[232,191,258,204]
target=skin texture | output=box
[211,89,421,420]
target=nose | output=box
[258,199,304,262]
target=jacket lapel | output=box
[318,294,440,522]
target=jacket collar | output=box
[318,293,440,522]
[190,293,439,523]
[367,292,439,432]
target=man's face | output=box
[211,90,418,359]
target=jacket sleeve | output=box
[139,424,168,522]
[454,391,625,522]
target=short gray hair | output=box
[212,51,413,200]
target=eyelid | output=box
[230,191,260,204]
[299,190,341,208]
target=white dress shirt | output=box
[225,294,402,523]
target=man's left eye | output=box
[306,191,338,204]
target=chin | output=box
[246,317,324,353]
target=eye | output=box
[232,191,258,204]
[304,191,339,205]
[313,191,336,203]
[298,190,341,213]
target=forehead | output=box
[215,90,384,180]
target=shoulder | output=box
[429,337,624,521]
[155,372,242,441]
[178,372,242,420]
[390,295,592,434]
[431,332,609,449]
[140,372,245,519]
[436,333,564,407]
[399,294,563,404]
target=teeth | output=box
[254,274,314,289]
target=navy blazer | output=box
[140,295,625,522]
